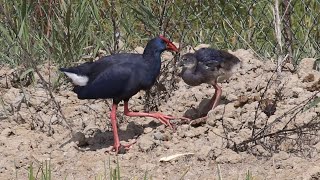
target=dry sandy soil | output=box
[1,46,320,180]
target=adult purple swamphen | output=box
[178,47,241,118]
[60,35,185,153]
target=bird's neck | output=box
[143,47,162,60]
[181,67,203,86]
[142,49,163,80]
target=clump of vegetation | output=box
[1,0,319,68]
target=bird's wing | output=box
[83,62,143,98]
[196,48,239,71]
[60,53,142,83]
[195,48,223,70]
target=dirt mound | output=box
[0,48,320,179]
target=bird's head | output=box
[144,35,179,56]
[177,53,198,76]
[148,35,178,53]
[179,53,197,68]
[158,35,179,52]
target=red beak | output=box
[159,35,179,52]
[166,42,179,52]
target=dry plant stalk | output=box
[273,0,284,73]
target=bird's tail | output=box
[59,67,70,72]
[59,67,89,86]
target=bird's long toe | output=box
[122,140,137,150]
[190,116,208,127]
[153,113,192,129]
[106,140,136,154]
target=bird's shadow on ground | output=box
[183,96,231,120]
[60,121,156,152]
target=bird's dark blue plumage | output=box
[60,37,172,104]
[59,36,182,154]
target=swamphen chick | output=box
[179,48,240,119]
[60,36,183,154]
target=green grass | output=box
[25,159,257,179]
[0,0,319,70]
[28,160,51,180]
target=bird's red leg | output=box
[108,103,136,154]
[110,103,121,153]
[107,103,137,154]
[209,83,222,110]
[123,101,190,128]
[190,83,222,126]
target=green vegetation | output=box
[0,0,319,69]
[25,158,257,179]
[28,160,51,180]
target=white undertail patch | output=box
[63,72,89,86]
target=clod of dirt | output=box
[153,131,172,141]
[143,127,153,134]
[302,74,315,82]
[97,49,107,58]
[299,58,317,71]
[260,98,277,117]
[298,58,318,80]
[138,134,156,152]
[314,142,320,153]
[2,88,23,108]
[283,63,295,72]
[292,87,305,98]
[273,151,290,161]
[206,116,217,127]
[306,79,320,92]
[182,126,208,138]
[215,149,243,164]
[224,117,242,131]
[295,112,317,126]
[226,93,238,101]
[177,124,190,138]
[197,145,214,161]
[251,145,271,157]
[234,95,249,108]
[274,159,294,169]
[1,128,14,137]
[310,171,320,180]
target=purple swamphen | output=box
[178,48,241,119]
[60,35,185,153]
